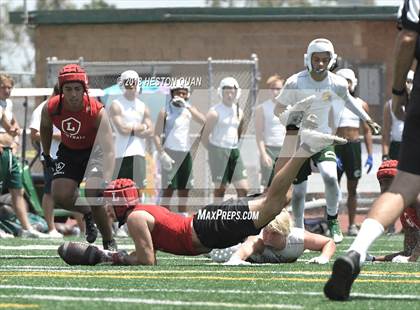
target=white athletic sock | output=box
[318,161,340,216]
[348,218,385,264]
[292,181,307,228]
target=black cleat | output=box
[324,250,361,301]
[103,238,118,251]
[84,212,98,243]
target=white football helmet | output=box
[304,38,337,73]
[118,70,141,93]
[170,78,190,98]
[336,68,358,92]
[217,76,241,100]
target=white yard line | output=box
[0,294,301,309]
[0,285,419,301]
[1,268,419,278]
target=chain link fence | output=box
[46,56,260,207]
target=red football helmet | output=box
[103,178,139,226]
[376,160,398,180]
[58,64,88,89]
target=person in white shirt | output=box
[334,68,373,236]
[109,70,153,190]
[381,70,413,161]
[153,79,205,213]
[221,208,336,265]
[0,73,48,238]
[274,38,380,244]
[202,77,249,200]
[255,75,286,190]
[29,84,63,238]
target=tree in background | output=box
[36,0,76,10]
[83,0,116,9]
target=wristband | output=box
[392,87,406,96]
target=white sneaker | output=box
[300,129,347,153]
[48,229,64,239]
[21,228,50,239]
[348,224,359,236]
[278,95,315,127]
[0,229,14,239]
[115,227,128,238]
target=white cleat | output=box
[278,95,316,127]
[48,229,64,239]
[300,129,347,153]
[21,228,50,239]
[0,229,14,239]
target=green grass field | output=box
[0,234,419,309]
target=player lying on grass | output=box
[209,208,336,265]
[367,160,420,263]
[58,111,347,266]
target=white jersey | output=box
[164,102,192,152]
[261,99,285,147]
[209,102,243,149]
[29,100,60,159]
[338,97,364,128]
[388,100,404,142]
[248,228,305,263]
[111,96,146,158]
[0,98,13,133]
[277,70,370,134]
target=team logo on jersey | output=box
[62,117,81,136]
[322,91,332,102]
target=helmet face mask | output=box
[304,38,337,74]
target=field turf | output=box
[0,234,419,309]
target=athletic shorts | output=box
[0,148,23,193]
[114,155,147,188]
[335,141,362,181]
[260,145,282,188]
[53,144,103,184]
[399,86,420,174]
[192,196,261,249]
[293,145,336,184]
[208,143,247,186]
[389,141,401,160]
[161,149,193,190]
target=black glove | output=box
[42,152,56,174]
[382,154,390,161]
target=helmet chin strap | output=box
[313,68,326,74]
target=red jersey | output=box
[48,95,103,149]
[400,207,420,231]
[133,204,196,255]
